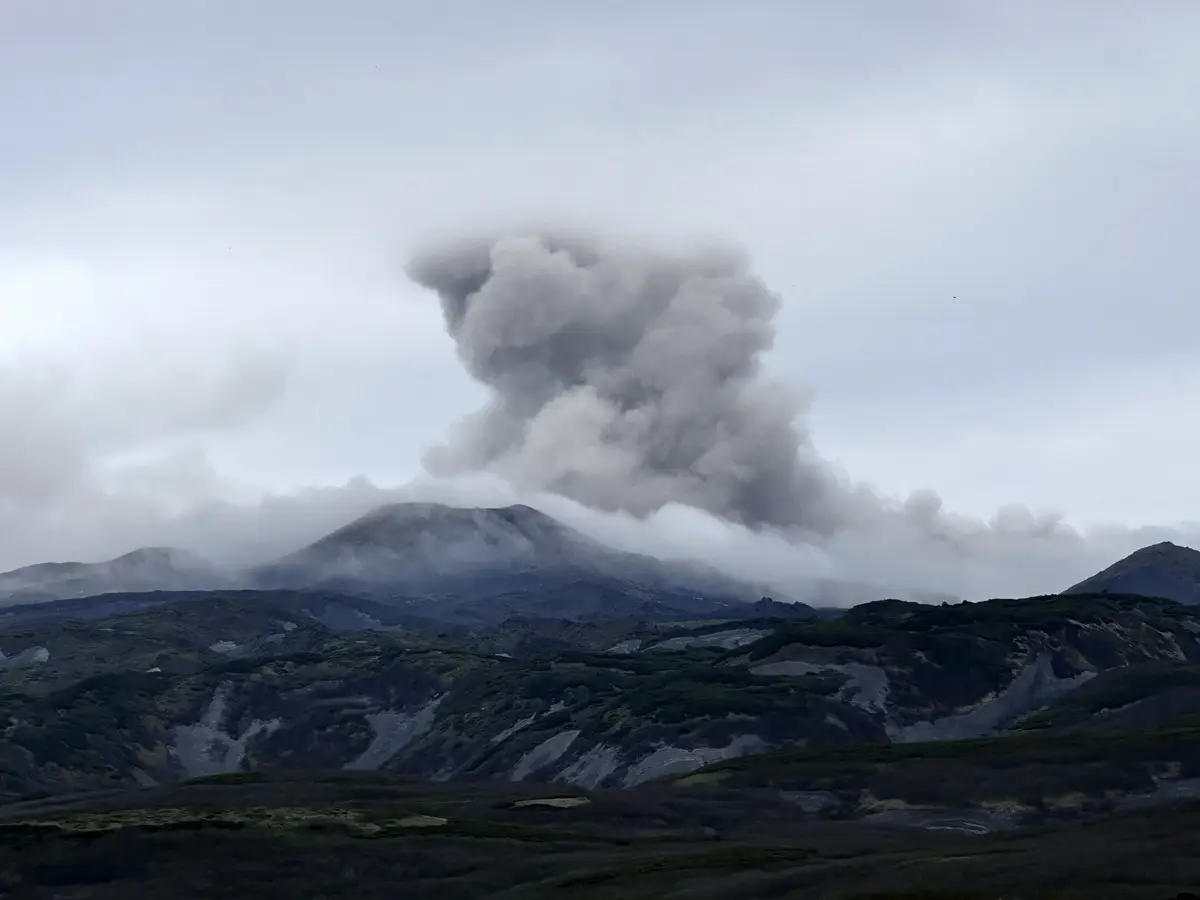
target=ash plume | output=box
[407,227,1074,554]
[407,229,845,533]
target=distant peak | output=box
[1064,540,1200,605]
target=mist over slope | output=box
[0,547,228,606]
[0,498,957,614]
[251,501,755,597]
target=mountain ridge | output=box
[0,502,918,617]
[1063,540,1200,605]
[5,502,1198,620]
[0,546,229,607]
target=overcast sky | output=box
[1,1,1197,596]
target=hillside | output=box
[0,502,947,620]
[2,589,1200,802]
[252,503,621,585]
[247,502,771,621]
[680,718,1200,830]
[0,548,228,608]
[2,584,1200,896]
[1064,540,1200,605]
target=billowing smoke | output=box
[406,227,1080,562]
[408,229,845,533]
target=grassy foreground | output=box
[0,771,1196,899]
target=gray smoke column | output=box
[406,228,847,532]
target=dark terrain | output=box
[2,771,1199,899]
[1,504,1199,897]
[1064,540,1200,605]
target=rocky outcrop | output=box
[556,744,621,789]
[887,653,1095,743]
[0,646,50,670]
[511,730,581,782]
[344,697,445,771]
[170,682,281,779]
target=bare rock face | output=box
[170,682,282,779]
[343,697,446,771]
[510,730,581,782]
[886,653,1096,743]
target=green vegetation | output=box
[749,593,1194,660]
[1017,661,1200,731]
[684,719,1200,815]
[1,588,1199,803]
[740,592,1200,716]
[0,772,1196,897]
[0,587,1198,894]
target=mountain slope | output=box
[248,502,767,621]
[254,503,606,584]
[0,548,228,608]
[1064,541,1200,605]
[0,503,940,619]
[3,589,1200,801]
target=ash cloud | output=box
[405,226,1088,561]
[408,228,843,534]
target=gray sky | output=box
[1,0,1198,598]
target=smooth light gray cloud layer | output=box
[1,0,1197,600]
